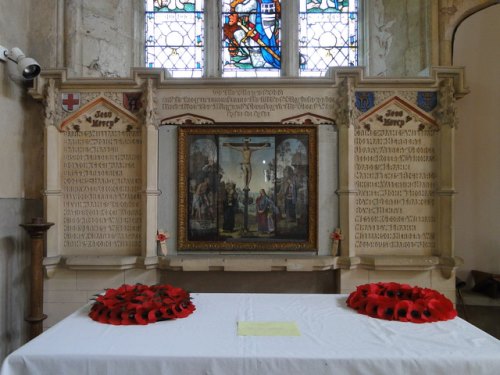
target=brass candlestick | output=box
[20,217,54,339]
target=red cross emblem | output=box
[62,93,80,112]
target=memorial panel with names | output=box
[354,97,438,255]
[61,97,142,256]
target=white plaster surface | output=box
[158,126,178,253]
[453,4,500,283]
[318,125,339,255]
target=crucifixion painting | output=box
[179,127,315,251]
[222,138,271,189]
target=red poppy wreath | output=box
[346,282,457,323]
[89,284,195,325]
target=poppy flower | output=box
[160,306,176,319]
[382,282,402,298]
[397,284,413,299]
[375,296,396,321]
[89,304,105,321]
[96,309,111,324]
[173,301,196,318]
[365,295,383,317]
[120,311,135,325]
[346,291,366,311]
[330,232,342,241]
[108,308,123,325]
[147,309,160,323]
[427,297,457,321]
[394,300,414,322]
[356,283,382,298]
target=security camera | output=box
[0,45,41,80]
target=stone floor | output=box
[456,291,500,340]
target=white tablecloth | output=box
[2,293,499,375]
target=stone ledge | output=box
[335,255,462,279]
[159,255,336,272]
[45,255,159,274]
[44,255,336,274]
[65,255,141,270]
[43,254,461,276]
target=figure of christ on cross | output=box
[222,138,271,189]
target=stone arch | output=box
[451,1,499,63]
[438,0,498,65]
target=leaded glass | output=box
[222,0,281,77]
[145,0,204,78]
[299,0,358,77]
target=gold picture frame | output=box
[177,125,317,252]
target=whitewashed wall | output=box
[453,4,500,284]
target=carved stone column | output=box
[435,77,458,277]
[20,218,54,339]
[43,79,62,269]
[142,78,160,262]
[334,74,357,259]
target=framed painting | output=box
[177,125,317,252]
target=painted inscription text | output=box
[161,88,335,120]
[62,130,142,254]
[354,127,437,254]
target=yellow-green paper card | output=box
[237,321,301,336]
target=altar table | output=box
[2,293,500,375]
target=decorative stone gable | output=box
[358,96,437,131]
[60,96,140,132]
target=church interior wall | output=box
[0,0,44,361]
[453,4,500,285]
[0,0,497,363]
[63,0,144,78]
[363,0,431,77]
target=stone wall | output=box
[64,0,144,78]
[363,0,431,77]
[0,0,45,362]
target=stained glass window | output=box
[145,0,204,78]
[145,0,358,77]
[299,0,358,76]
[222,0,281,77]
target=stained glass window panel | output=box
[299,0,358,77]
[145,0,204,78]
[222,0,281,77]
